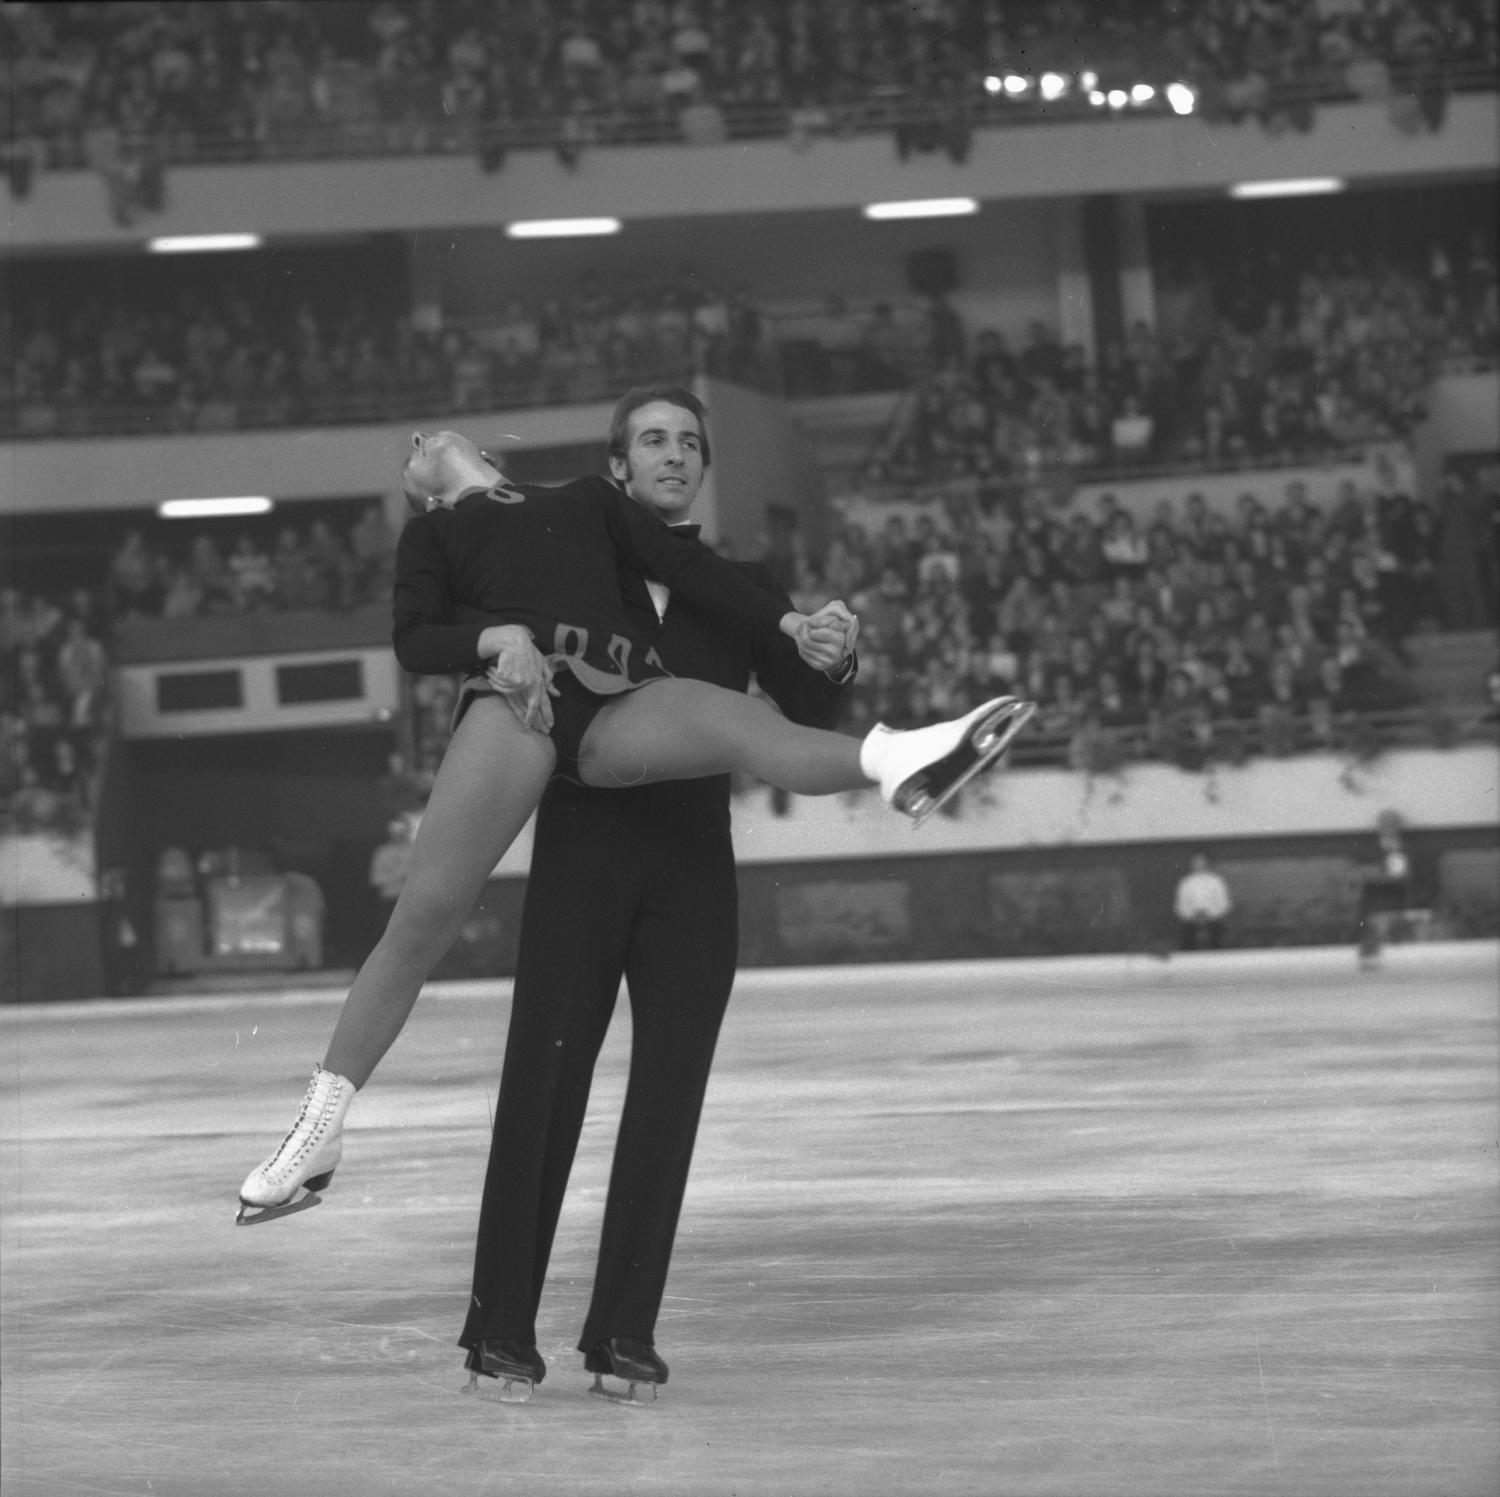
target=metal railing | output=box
[23,59,1497,171]
[2,362,728,442]
[1001,702,1497,772]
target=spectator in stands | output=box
[368,813,416,923]
[108,530,161,617]
[54,613,109,727]
[272,526,320,609]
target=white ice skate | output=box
[237,1064,356,1224]
[861,695,1035,827]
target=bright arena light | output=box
[505,217,622,238]
[862,197,979,221]
[1131,83,1156,104]
[1166,81,1197,115]
[148,233,263,253]
[1230,177,1346,199]
[983,74,1003,94]
[1107,88,1128,109]
[1080,71,1099,91]
[1002,74,1029,94]
[1088,90,1106,107]
[1039,72,1069,100]
[158,497,274,519]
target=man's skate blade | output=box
[462,1371,534,1404]
[588,1372,658,1406]
[235,1187,325,1226]
[907,701,1036,829]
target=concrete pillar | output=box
[1054,198,1094,360]
[1081,195,1123,357]
[1116,195,1156,333]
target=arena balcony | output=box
[6,58,1496,175]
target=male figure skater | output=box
[459,385,858,1402]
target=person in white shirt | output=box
[1174,850,1232,950]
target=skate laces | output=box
[260,1069,341,1182]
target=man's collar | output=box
[669,523,702,539]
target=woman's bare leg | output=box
[577,680,867,795]
[323,697,556,1086]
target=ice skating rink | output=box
[2,943,1497,1497]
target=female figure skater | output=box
[237,430,1032,1222]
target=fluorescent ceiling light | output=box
[505,217,621,238]
[158,497,274,519]
[862,197,979,221]
[1230,177,1345,199]
[148,233,263,253]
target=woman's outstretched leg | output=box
[577,679,1033,819]
[323,697,556,1084]
[238,698,555,1220]
[578,680,864,794]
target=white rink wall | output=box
[470,744,1500,878]
[729,744,1500,865]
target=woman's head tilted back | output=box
[401,430,492,515]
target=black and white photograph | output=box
[2,3,1497,1494]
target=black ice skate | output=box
[584,1337,668,1405]
[461,1339,546,1404]
[862,696,1036,827]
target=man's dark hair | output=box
[606,384,711,469]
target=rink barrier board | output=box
[5,825,1495,1004]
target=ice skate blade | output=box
[589,1372,658,1406]
[235,1184,326,1226]
[903,700,1036,829]
[462,1370,534,1404]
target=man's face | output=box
[610,401,705,521]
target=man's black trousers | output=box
[459,783,739,1353]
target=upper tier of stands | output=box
[8,228,1495,487]
[4,0,1495,173]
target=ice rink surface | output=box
[2,943,1497,1497]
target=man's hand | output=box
[478,623,557,732]
[797,599,859,674]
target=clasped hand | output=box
[788,599,859,673]
[478,623,557,733]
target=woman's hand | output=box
[478,624,557,732]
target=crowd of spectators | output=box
[865,237,1498,489]
[3,0,1494,179]
[9,191,1491,447]
[0,587,113,835]
[793,466,1475,780]
[10,459,1495,839]
[399,463,1494,806]
[104,503,396,621]
[3,264,768,440]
